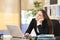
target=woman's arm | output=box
[25,19,34,34]
[24,19,35,39]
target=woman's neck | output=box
[37,21,42,26]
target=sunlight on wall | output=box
[58,0,60,4]
[0,0,20,30]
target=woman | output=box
[25,9,54,39]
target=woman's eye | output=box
[39,15,41,16]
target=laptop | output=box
[7,25,24,38]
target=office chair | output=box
[51,19,60,36]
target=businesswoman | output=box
[25,9,54,39]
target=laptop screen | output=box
[7,25,24,37]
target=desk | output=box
[2,35,60,40]
[11,37,60,40]
[8,37,60,40]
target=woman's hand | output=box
[24,33,31,39]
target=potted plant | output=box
[25,1,43,18]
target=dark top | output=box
[25,18,49,35]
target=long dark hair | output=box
[37,9,54,34]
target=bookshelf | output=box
[44,0,60,20]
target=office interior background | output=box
[0,0,60,36]
[21,0,60,36]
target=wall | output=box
[21,0,44,10]
[58,0,60,4]
[0,0,20,34]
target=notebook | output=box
[7,25,24,38]
[37,34,54,38]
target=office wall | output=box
[58,0,60,4]
[21,0,44,10]
[0,0,20,31]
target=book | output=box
[37,34,54,38]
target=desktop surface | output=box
[2,36,60,40]
[1,34,60,40]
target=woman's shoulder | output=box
[30,18,36,22]
[32,18,36,21]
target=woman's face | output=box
[35,11,44,21]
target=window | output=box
[50,0,57,4]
